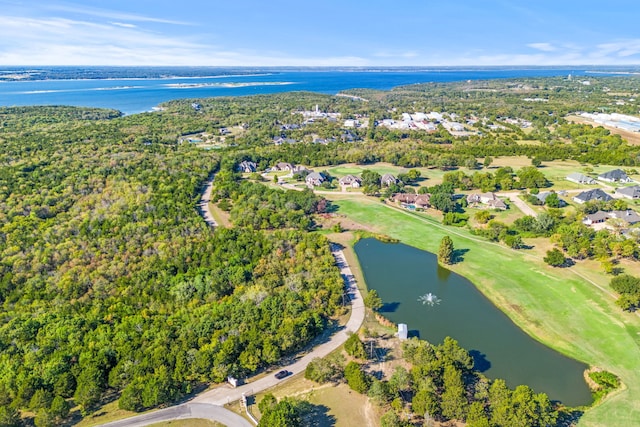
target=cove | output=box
[354,238,592,407]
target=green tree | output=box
[440,364,468,420]
[543,248,566,267]
[438,236,454,265]
[483,156,493,168]
[544,192,561,208]
[49,395,70,423]
[466,401,490,427]
[364,289,383,311]
[344,333,367,360]
[380,410,402,427]
[0,406,21,427]
[344,361,370,394]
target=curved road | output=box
[99,179,365,427]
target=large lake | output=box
[0,68,608,115]
[354,238,592,407]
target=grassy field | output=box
[233,373,380,427]
[331,197,640,427]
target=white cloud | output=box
[46,4,192,26]
[110,22,137,29]
[527,43,557,52]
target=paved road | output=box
[197,174,218,227]
[99,403,253,427]
[98,245,364,427]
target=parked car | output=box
[274,370,289,379]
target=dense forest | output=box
[0,107,343,423]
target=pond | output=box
[354,238,592,407]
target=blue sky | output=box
[1,0,640,66]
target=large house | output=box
[573,188,613,204]
[566,173,596,185]
[237,160,257,173]
[615,185,640,199]
[272,162,294,172]
[583,210,640,226]
[305,172,326,187]
[391,193,431,209]
[381,174,398,187]
[338,175,362,188]
[467,192,507,210]
[598,169,632,183]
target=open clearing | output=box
[331,197,640,427]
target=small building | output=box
[305,172,326,187]
[583,211,610,225]
[398,323,408,340]
[566,173,596,185]
[536,191,566,207]
[381,173,398,187]
[598,169,632,183]
[338,174,362,188]
[392,193,430,209]
[237,160,257,173]
[573,188,613,204]
[615,185,640,199]
[467,192,507,210]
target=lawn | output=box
[331,197,640,427]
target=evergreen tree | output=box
[438,236,454,265]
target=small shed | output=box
[398,323,408,340]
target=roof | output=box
[615,185,640,198]
[381,173,397,185]
[585,211,610,223]
[306,171,326,182]
[339,174,361,184]
[598,169,629,181]
[610,210,640,224]
[391,193,430,207]
[573,188,613,203]
[566,172,595,183]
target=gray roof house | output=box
[536,191,567,207]
[583,211,610,225]
[566,173,596,185]
[615,185,640,199]
[305,172,326,187]
[573,188,613,204]
[338,174,362,188]
[467,192,507,210]
[609,210,640,225]
[598,169,632,183]
[273,162,294,171]
[381,173,398,187]
[237,160,257,173]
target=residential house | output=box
[391,193,431,209]
[338,175,362,188]
[583,211,610,225]
[609,210,640,225]
[615,185,640,199]
[573,188,613,204]
[536,191,566,207]
[467,192,507,210]
[272,162,294,172]
[305,172,326,187]
[583,210,640,227]
[566,173,596,185]
[381,174,398,187]
[598,169,632,183]
[291,165,309,175]
[237,160,257,173]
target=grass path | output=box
[332,198,640,427]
